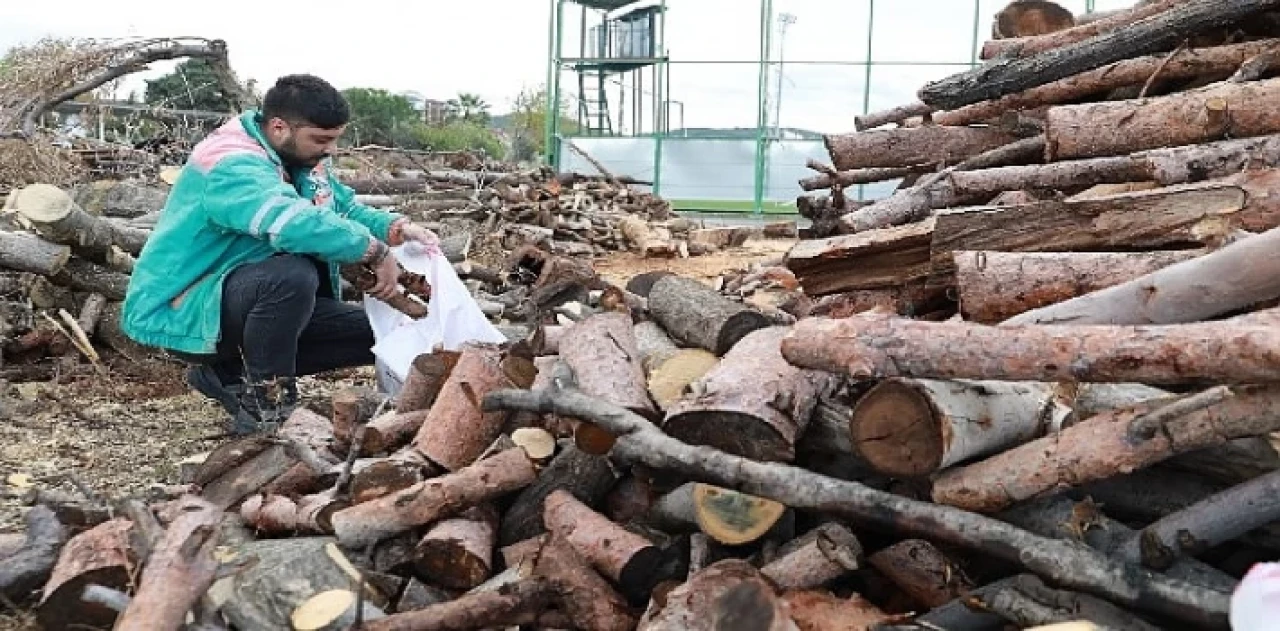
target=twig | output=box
[1139,40,1189,98]
[1127,386,1234,441]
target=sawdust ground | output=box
[0,240,792,628]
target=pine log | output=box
[982,574,1163,631]
[198,440,302,510]
[1071,467,1225,524]
[412,342,515,471]
[1125,468,1280,570]
[331,447,536,548]
[785,218,935,296]
[497,441,619,546]
[867,539,974,609]
[483,387,1234,627]
[921,0,1280,110]
[953,250,1202,323]
[331,386,381,449]
[0,231,70,276]
[559,311,657,419]
[981,0,1185,59]
[993,1,1076,39]
[825,126,1021,171]
[850,378,1070,478]
[648,275,772,356]
[1004,222,1280,326]
[1166,436,1280,486]
[633,321,679,370]
[0,505,67,603]
[625,270,678,298]
[759,522,861,590]
[1047,77,1280,160]
[37,517,134,631]
[414,504,498,590]
[643,483,787,546]
[544,489,665,602]
[647,349,720,411]
[664,326,837,462]
[362,579,558,631]
[533,534,636,631]
[807,282,946,318]
[9,183,149,262]
[780,309,1280,386]
[799,165,919,191]
[605,474,658,525]
[710,579,797,631]
[929,385,1280,513]
[855,102,937,131]
[784,590,893,631]
[114,496,221,631]
[349,450,432,505]
[638,558,778,631]
[362,410,429,456]
[395,350,461,413]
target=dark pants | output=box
[176,254,374,384]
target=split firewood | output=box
[497,441,618,546]
[0,231,70,276]
[930,385,1280,513]
[544,488,666,603]
[363,579,558,631]
[665,326,837,462]
[50,257,129,301]
[920,0,1276,110]
[953,249,1203,323]
[643,482,787,546]
[0,505,67,603]
[648,274,772,356]
[784,218,936,296]
[638,558,782,631]
[37,517,135,630]
[8,183,149,262]
[759,522,861,590]
[992,1,1076,39]
[290,589,386,630]
[331,446,536,548]
[981,0,1185,59]
[824,126,1021,171]
[867,539,975,610]
[114,496,221,631]
[784,590,893,631]
[558,311,657,419]
[412,342,516,471]
[414,504,498,590]
[394,349,461,413]
[482,387,1234,627]
[533,533,636,631]
[781,309,1280,385]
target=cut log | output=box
[625,270,677,298]
[784,218,936,296]
[850,377,1070,478]
[825,126,1021,171]
[50,257,129,300]
[559,311,657,419]
[644,482,787,546]
[648,275,772,356]
[855,102,937,131]
[867,539,974,610]
[414,504,498,590]
[290,589,386,630]
[780,309,1280,385]
[0,505,67,603]
[759,522,861,590]
[710,579,797,631]
[362,410,430,456]
[784,590,893,631]
[497,442,619,546]
[993,1,1076,39]
[622,215,680,257]
[533,534,636,631]
[362,579,557,630]
[1047,76,1280,160]
[483,387,1235,627]
[331,447,536,548]
[331,386,381,449]
[37,517,134,631]
[349,451,431,505]
[114,496,221,631]
[930,385,1280,513]
[921,0,1280,110]
[240,492,342,534]
[0,231,70,276]
[395,350,461,413]
[544,488,665,602]
[1004,222,1280,326]
[953,250,1203,323]
[799,165,920,191]
[808,282,946,318]
[638,558,778,631]
[412,342,515,471]
[647,349,720,411]
[983,574,1163,631]
[664,326,836,462]
[9,184,149,263]
[981,0,1186,59]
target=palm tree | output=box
[445,92,491,126]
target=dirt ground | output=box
[0,239,792,629]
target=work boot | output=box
[230,377,299,435]
[186,364,243,417]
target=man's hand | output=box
[397,222,442,255]
[368,252,401,301]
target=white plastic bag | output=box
[1232,562,1280,630]
[365,242,508,396]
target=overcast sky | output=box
[2,0,1138,134]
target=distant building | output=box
[422,99,448,125]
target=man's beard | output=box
[277,137,325,169]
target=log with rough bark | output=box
[710,579,796,631]
[930,385,1280,513]
[664,326,836,462]
[1047,77,1280,160]
[786,590,893,631]
[759,522,861,590]
[0,231,70,276]
[412,342,516,471]
[414,504,498,590]
[799,165,919,191]
[855,102,938,131]
[8,183,149,262]
[331,386,381,449]
[939,40,1280,127]
[642,483,787,546]
[953,250,1203,323]
[638,559,779,631]
[114,496,222,631]
[348,451,431,505]
[780,309,1280,385]
[559,311,657,419]
[533,534,637,631]
[37,518,135,630]
[982,574,1163,631]
[497,442,619,546]
[544,489,666,603]
[825,126,1022,171]
[1004,223,1280,326]
[51,257,130,301]
[867,539,975,610]
[982,0,1182,59]
[921,0,1280,110]
[331,447,536,548]
[361,410,430,456]
[0,505,67,603]
[850,378,1071,478]
[648,275,772,356]
[785,218,935,296]
[482,386,1234,627]
[362,579,558,631]
[992,1,1076,39]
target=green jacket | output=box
[121,110,402,355]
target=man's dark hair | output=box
[261,74,350,129]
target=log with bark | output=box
[362,579,558,630]
[867,539,975,610]
[784,218,936,296]
[497,441,619,546]
[413,504,498,590]
[8,183,149,262]
[758,522,861,590]
[532,533,637,631]
[559,311,657,420]
[992,1,1077,39]
[412,342,516,471]
[114,496,222,631]
[981,574,1164,631]
[638,558,782,631]
[0,232,70,276]
[642,482,787,546]
[543,488,668,603]
[37,517,135,630]
[648,275,772,356]
[825,126,1022,171]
